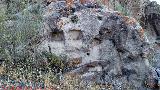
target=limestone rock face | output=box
[38,1,157,89]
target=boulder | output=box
[38,1,155,89]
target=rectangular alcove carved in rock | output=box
[50,31,65,41]
[68,30,83,40]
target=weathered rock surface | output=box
[37,1,160,89]
[142,1,160,42]
[139,2,160,89]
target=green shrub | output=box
[42,51,67,72]
[0,0,45,81]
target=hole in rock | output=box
[87,52,90,56]
[97,16,103,20]
[50,31,65,41]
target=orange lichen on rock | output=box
[66,0,74,9]
[126,17,136,25]
[124,16,145,40]
[80,0,86,4]
[123,16,130,22]
[101,0,110,7]
[139,28,145,40]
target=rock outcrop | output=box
[141,1,160,42]
[37,0,160,89]
[139,2,160,89]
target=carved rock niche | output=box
[50,31,65,41]
[68,29,83,40]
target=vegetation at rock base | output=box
[0,0,68,86]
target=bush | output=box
[42,51,68,73]
[0,0,45,82]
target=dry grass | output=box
[0,66,5,75]
[49,73,113,90]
